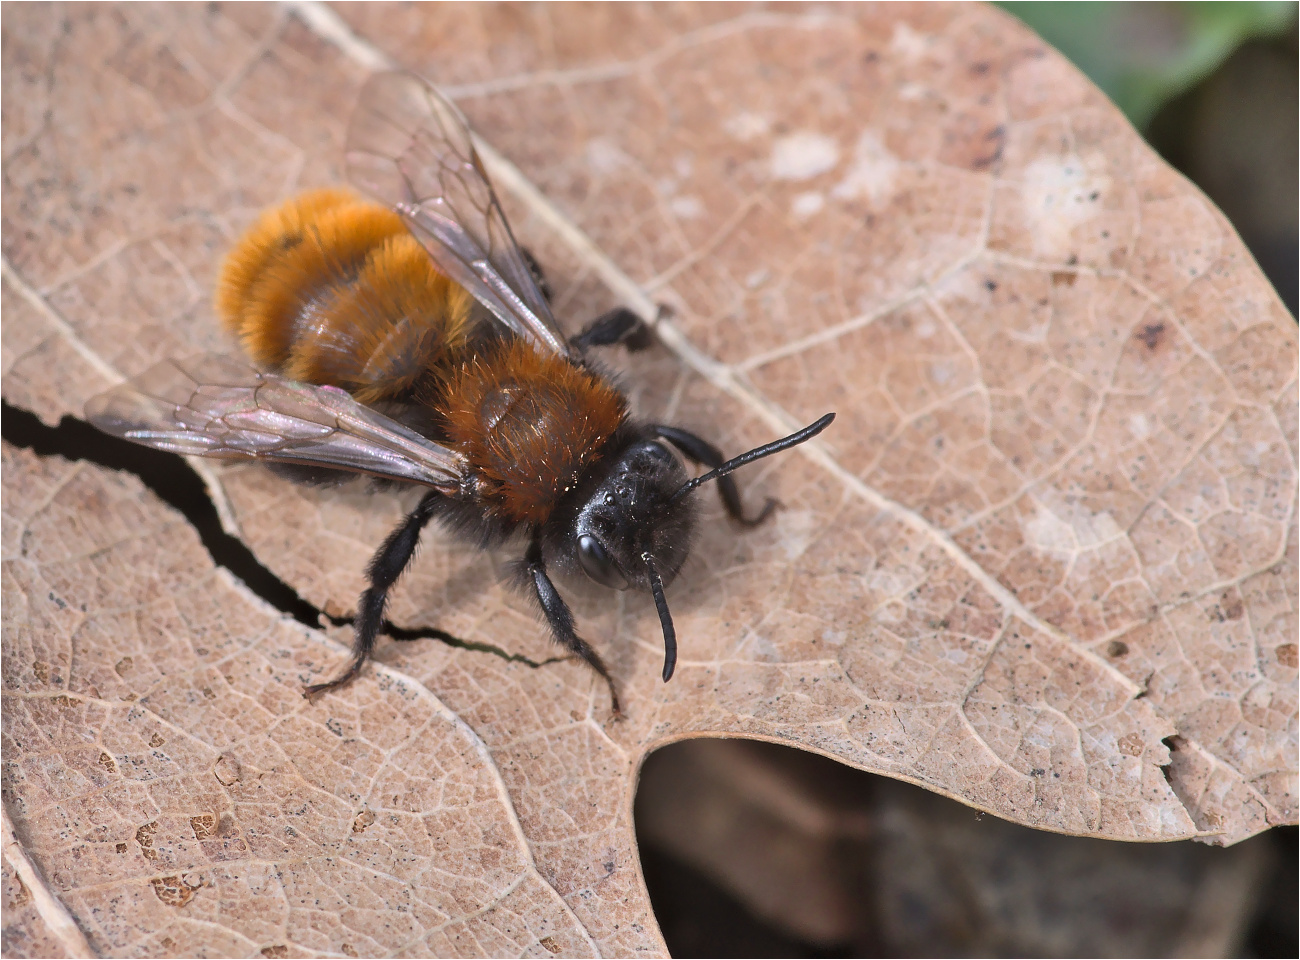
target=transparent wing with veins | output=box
[345,70,573,359]
[85,355,469,491]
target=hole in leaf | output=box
[634,738,1293,957]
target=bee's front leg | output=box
[523,538,622,716]
[304,489,442,697]
[651,425,778,527]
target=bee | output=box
[85,72,834,713]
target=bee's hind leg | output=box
[523,538,622,716]
[571,308,653,353]
[304,490,442,697]
[652,425,778,528]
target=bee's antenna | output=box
[646,413,833,684]
[642,551,677,682]
[669,413,836,506]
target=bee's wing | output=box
[85,355,468,491]
[345,71,573,359]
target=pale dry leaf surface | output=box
[2,444,596,958]
[3,851,69,959]
[2,2,1296,958]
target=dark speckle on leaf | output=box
[1137,323,1166,351]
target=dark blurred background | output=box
[633,3,1299,956]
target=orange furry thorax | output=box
[440,340,628,524]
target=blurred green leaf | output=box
[999,1,1297,127]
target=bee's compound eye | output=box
[577,535,628,590]
[645,442,674,463]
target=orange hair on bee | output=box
[215,190,406,367]
[215,190,474,403]
[217,189,370,347]
[283,233,475,403]
[441,341,628,524]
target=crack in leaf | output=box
[0,400,566,675]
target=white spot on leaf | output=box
[890,22,929,60]
[725,111,770,141]
[1023,501,1077,554]
[832,132,899,206]
[1021,156,1110,256]
[1030,493,1123,549]
[791,191,825,220]
[670,196,704,219]
[771,132,840,181]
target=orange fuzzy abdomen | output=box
[215,189,473,404]
[440,340,629,524]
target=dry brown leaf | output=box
[2,3,1295,957]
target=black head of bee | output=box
[547,413,835,683]
[568,438,697,592]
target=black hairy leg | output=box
[518,243,652,353]
[652,424,778,527]
[524,538,622,716]
[571,307,653,352]
[304,489,442,697]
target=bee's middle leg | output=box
[523,538,622,716]
[304,490,442,697]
